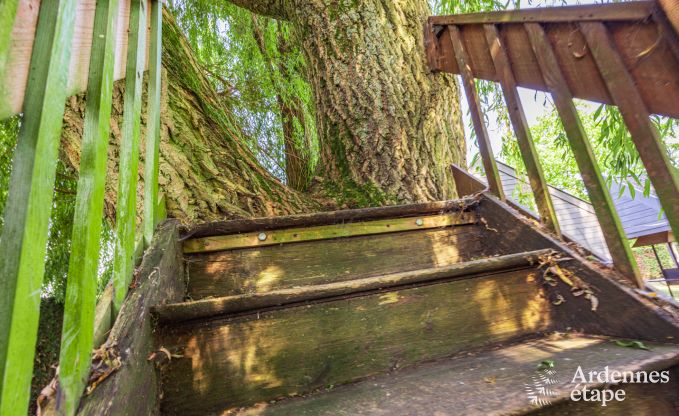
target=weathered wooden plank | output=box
[143,0,162,246]
[187,225,490,299]
[159,268,550,415]
[184,211,477,254]
[157,249,551,323]
[0,0,19,116]
[484,24,561,236]
[57,0,120,413]
[433,20,679,119]
[524,22,641,287]
[0,0,78,414]
[653,4,679,62]
[112,0,147,314]
[183,199,476,239]
[77,221,184,416]
[476,194,679,342]
[449,25,504,199]
[233,336,679,416]
[1,0,153,119]
[429,2,654,26]
[580,22,679,254]
[451,163,486,197]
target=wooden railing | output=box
[0,0,164,414]
[425,0,679,288]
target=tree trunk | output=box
[230,0,466,203]
[59,10,318,223]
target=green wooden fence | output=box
[0,0,164,414]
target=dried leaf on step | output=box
[587,293,599,311]
[484,376,497,384]
[615,340,650,351]
[86,342,122,395]
[548,265,575,287]
[551,293,565,306]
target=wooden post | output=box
[0,0,19,116]
[580,22,679,251]
[449,25,505,200]
[483,24,561,236]
[525,23,641,287]
[113,0,147,315]
[57,0,120,413]
[143,0,163,246]
[0,0,78,414]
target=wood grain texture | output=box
[182,199,476,239]
[432,17,679,119]
[77,221,184,416]
[112,0,147,314]
[484,24,561,236]
[429,2,654,26]
[159,268,551,415]
[57,0,121,412]
[449,25,504,200]
[477,193,679,343]
[186,225,491,299]
[0,0,78,413]
[580,21,679,251]
[184,211,477,254]
[156,250,552,323]
[524,22,641,287]
[233,336,679,416]
[1,0,153,119]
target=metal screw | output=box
[415,219,424,226]
[258,232,267,241]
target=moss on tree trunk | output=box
[59,10,318,224]
[230,0,466,203]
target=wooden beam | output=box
[429,2,654,26]
[156,249,551,323]
[0,0,78,414]
[524,22,642,288]
[0,0,19,116]
[143,0,162,246]
[580,21,679,255]
[113,0,147,315]
[57,0,121,413]
[1,0,154,119]
[183,200,476,240]
[484,24,561,236]
[184,212,477,254]
[449,25,504,200]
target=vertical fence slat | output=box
[483,24,561,236]
[113,0,148,314]
[0,0,78,414]
[143,0,163,246]
[580,22,679,249]
[449,25,505,199]
[525,23,642,286]
[0,0,19,116]
[57,0,121,413]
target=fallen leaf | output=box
[537,360,555,370]
[484,376,497,384]
[615,340,650,351]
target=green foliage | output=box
[0,117,114,303]
[168,0,318,185]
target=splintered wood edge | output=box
[183,211,478,254]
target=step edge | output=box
[153,249,552,323]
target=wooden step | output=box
[185,222,497,300]
[232,335,679,416]
[155,250,552,323]
[158,263,551,415]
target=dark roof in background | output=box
[478,161,671,263]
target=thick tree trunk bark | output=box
[59,10,317,223]
[230,0,466,203]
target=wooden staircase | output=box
[135,194,679,415]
